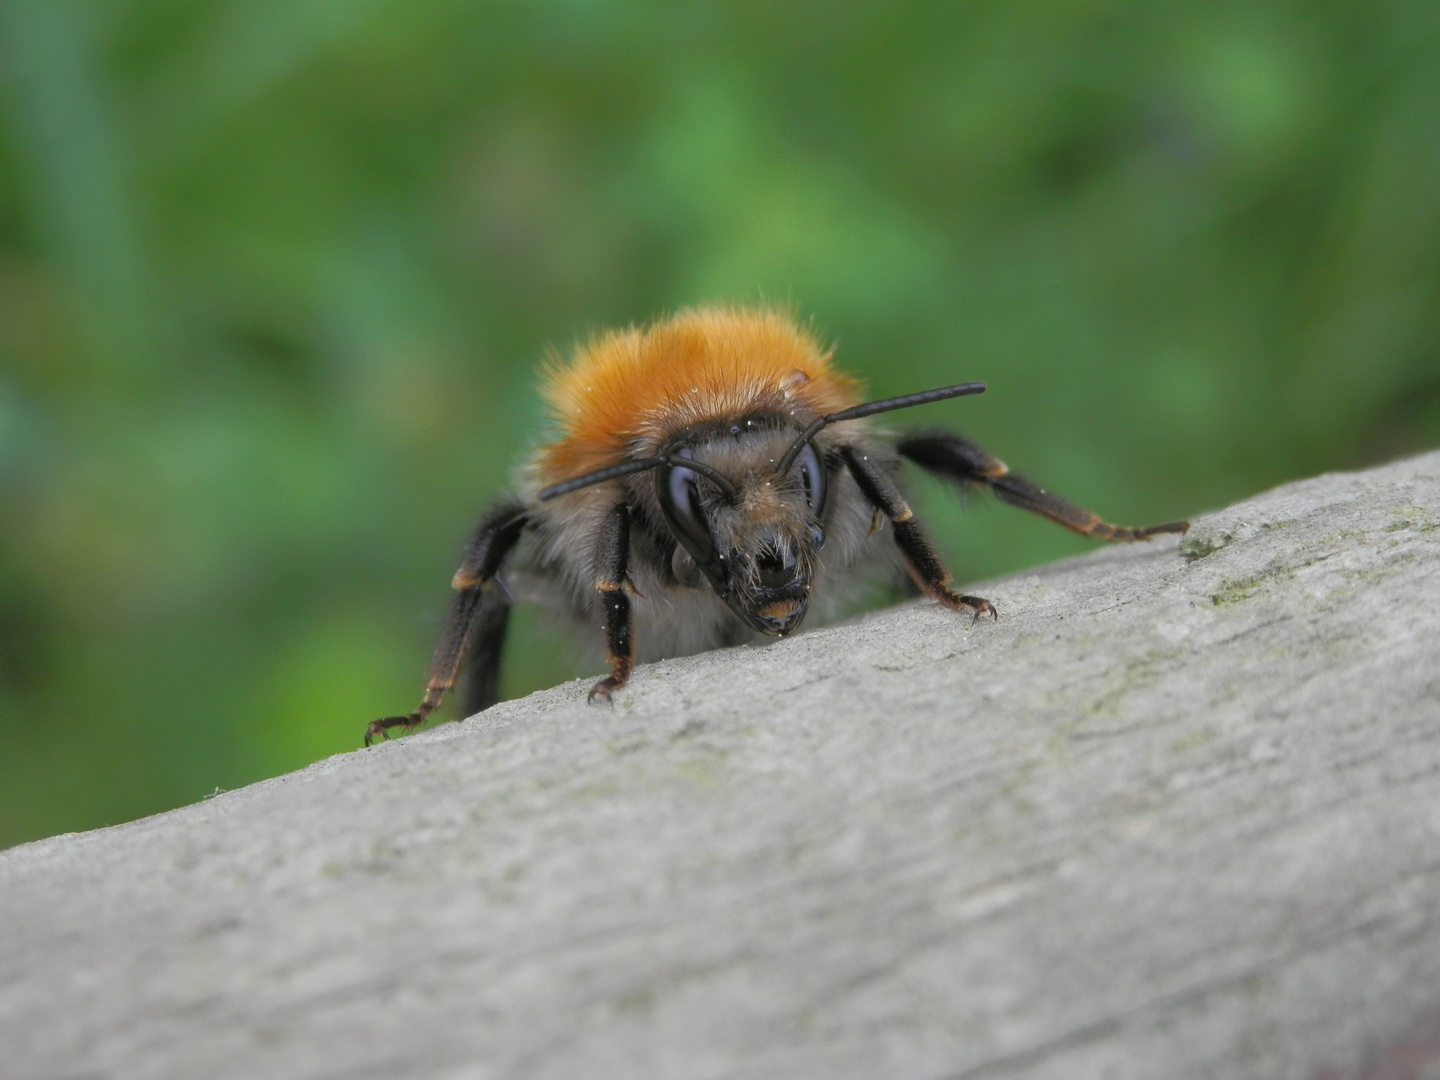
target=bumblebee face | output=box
[655,419,830,637]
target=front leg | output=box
[366,502,528,746]
[840,447,997,624]
[588,501,636,704]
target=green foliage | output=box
[1,0,1437,847]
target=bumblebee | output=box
[367,307,1186,744]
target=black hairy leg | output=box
[458,587,511,718]
[365,502,528,746]
[897,430,1188,541]
[840,446,998,623]
[588,501,636,704]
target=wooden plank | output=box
[3,452,1440,1080]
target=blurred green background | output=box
[1,0,1438,849]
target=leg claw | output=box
[363,714,421,747]
[959,595,998,624]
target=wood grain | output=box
[4,452,1440,1080]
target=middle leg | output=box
[897,430,1188,541]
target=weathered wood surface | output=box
[4,452,1440,1080]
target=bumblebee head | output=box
[655,418,829,637]
[536,380,986,638]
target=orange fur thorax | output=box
[537,308,861,484]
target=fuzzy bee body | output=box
[508,414,902,662]
[367,307,1187,745]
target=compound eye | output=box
[796,441,827,515]
[659,456,714,563]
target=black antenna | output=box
[670,456,739,502]
[539,380,986,500]
[776,381,985,474]
[538,453,740,502]
[537,457,666,501]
